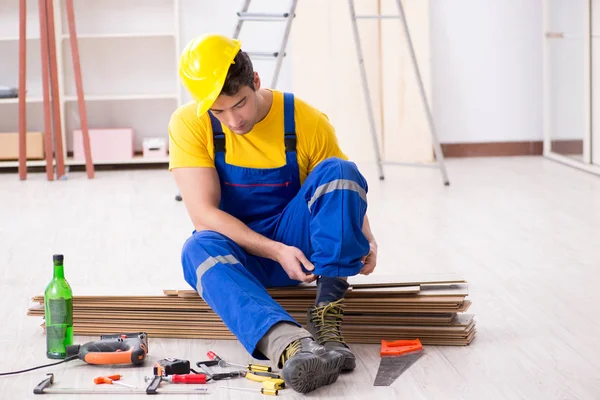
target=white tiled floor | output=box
[1,156,599,399]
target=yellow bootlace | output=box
[311,299,347,344]
[279,338,302,368]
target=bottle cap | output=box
[53,254,64,262]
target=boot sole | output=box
[342,356,356,372]
[323,345,356,372]
[282,351,344,394]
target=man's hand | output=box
[275,244,316,283]
[360,242,378,275]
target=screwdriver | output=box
[162,374,208,384]
[144,374,208,384]
[207,351,272,372]
[220,386,278,396]
[93,374,137,388]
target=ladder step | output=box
[246,51,286,59]
[237,12,292,21]
[355,15,400,19]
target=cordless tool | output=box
[66,332,148,365]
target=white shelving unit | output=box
[0,0,182,169]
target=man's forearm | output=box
[192,206,283,260]
[363,214,376,245]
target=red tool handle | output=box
[171,374,207,384]
[207,351,222,362]
[380,339,423,357]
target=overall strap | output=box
[209,111,226,153]
[283,92,296,153]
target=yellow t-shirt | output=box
[168,90,347,185]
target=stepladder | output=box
[233,0,298,89]
[348,0,450,186]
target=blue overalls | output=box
[180,92,370,359]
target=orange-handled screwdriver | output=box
[93,374,137,388]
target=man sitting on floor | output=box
[168,33,378,393]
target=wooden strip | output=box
[64,322,475,337]
[33,295,465,305]
[441,141,543,157]
[56,328,475,346]
[18,0,27,180]
[65,0,95,178]
[68,325,475,340]
[347,273,466,288]
[418,284,469,297]
[45,0,65,178]
[38,0,54,181]
[32,298,465,307]
[28,309,458,326]
[29,300,471,315]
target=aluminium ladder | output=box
[348,0,450,185]
[233,0,298,88]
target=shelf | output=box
[62,32,175,40]
[61,35,177,97]
[0,97,43,104]
[0,155,169,168]
[0,0,182,172]
[67,155,170,166]
[62,94,178,102]
[0,37,40,42]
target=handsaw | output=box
[373,338,424,386]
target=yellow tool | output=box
[242,371,285,390]
[262,378,285,391]
[221,386,278,396]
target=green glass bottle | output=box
[44,254,74,359]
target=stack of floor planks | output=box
[28,274,476,346]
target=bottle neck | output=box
[53,262,65,279]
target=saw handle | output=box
[79,337,146,365]
[380,339,423,357]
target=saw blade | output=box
[373,350,423,386]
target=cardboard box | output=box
[142,137,167,159]
[73,128,134,161]
[0,132,45,161]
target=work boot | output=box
[307,299,356,372]
[280,337,344,394]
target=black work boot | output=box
[280,337,344,394]
[307,299,356,372]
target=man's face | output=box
[209,74,260,135]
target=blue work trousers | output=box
[180,158,370,358]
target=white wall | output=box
[430,0,544,143]
[181,0,545,146]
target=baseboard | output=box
[441,140,584,158]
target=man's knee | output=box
[181,230,240,296]
[311,157,367,191]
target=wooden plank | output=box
[54,327,475,346]
[30,283,475,347]
[418,283,469,297]
[347,273,466,288]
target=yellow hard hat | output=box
[179,33,242,116]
